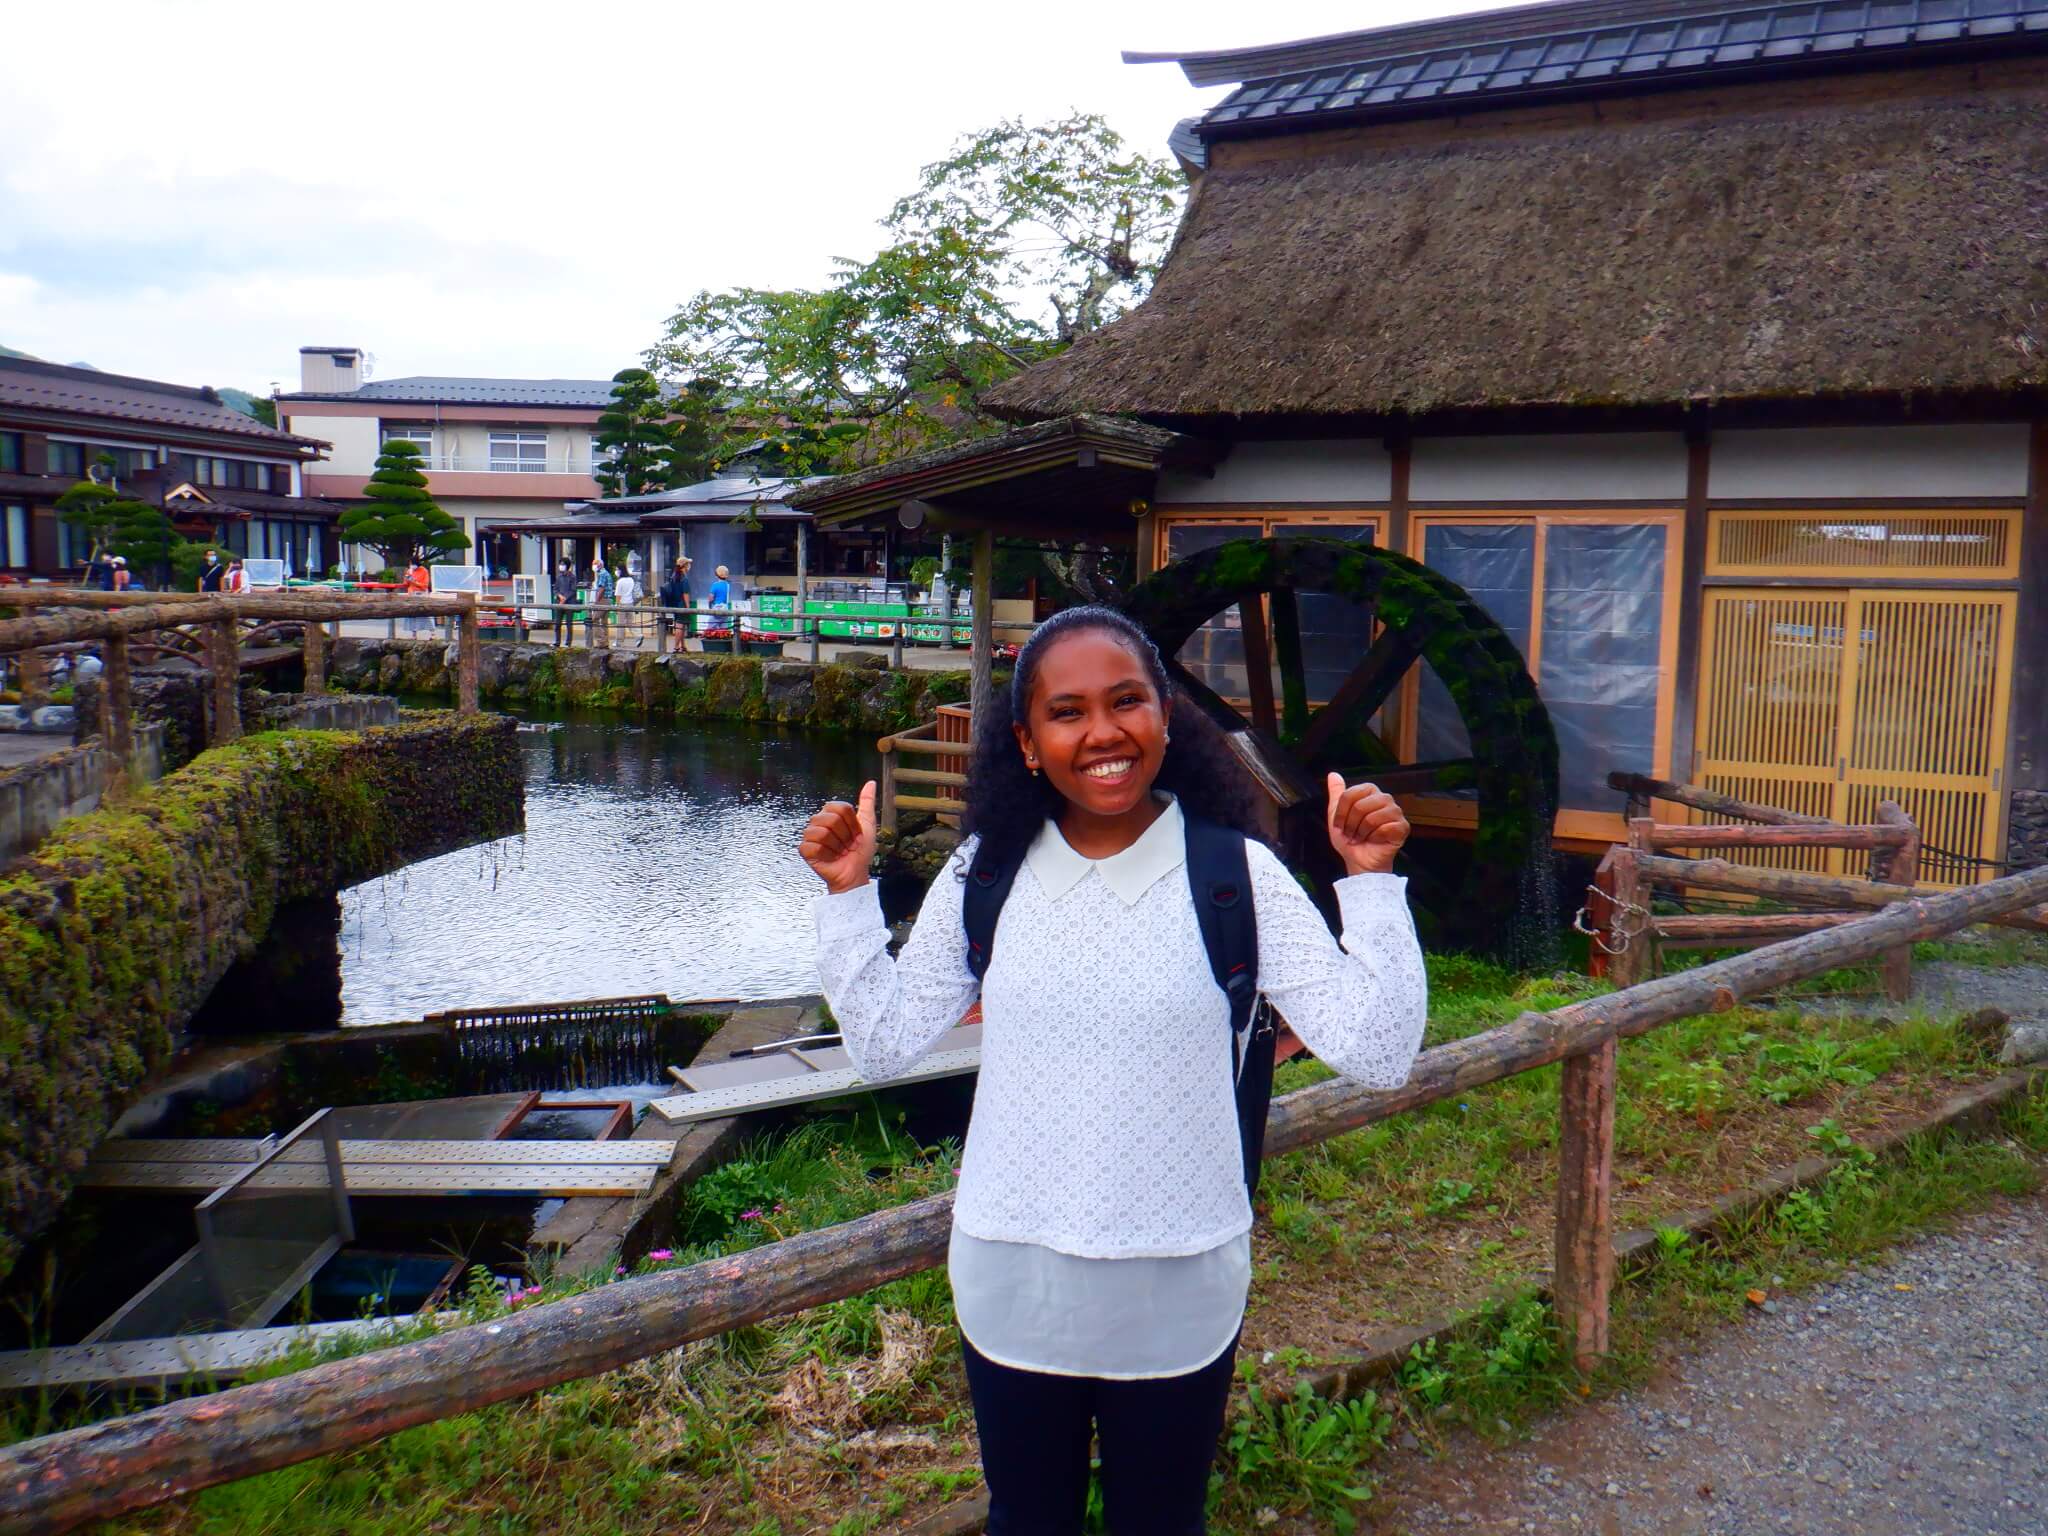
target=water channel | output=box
[340,710,879,1025]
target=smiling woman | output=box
[795,602,1426,1535]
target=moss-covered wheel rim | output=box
[1122,537,1558,946]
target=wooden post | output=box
[208,622,240,745]
[969,527,995,728]
[1874,801,1920,1003]
[1607,820,1654,987]
[457,596,480,715]
[103,633,133,766]
[1555,1038,1617,1372]
[302,618,328,695]
[879,738,898,835]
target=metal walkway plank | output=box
[649,1046,983,1125]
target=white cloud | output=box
[0,0,1459,389]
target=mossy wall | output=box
[0,712,523,1279]
[325,639,971,736]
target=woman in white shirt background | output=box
[801,604,1427,1535]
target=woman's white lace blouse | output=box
[812,802,1428,1261]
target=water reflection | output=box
[338,713,876,1024]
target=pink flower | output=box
[647,1249,674,1262]
[614,1266,626,1277]
[739,1209,763,1222]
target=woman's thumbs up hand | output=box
[800,781,879,895]
[1326,772,1410,877]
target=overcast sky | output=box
[0,0,1472,394]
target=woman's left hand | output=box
[1326,773,1410,877]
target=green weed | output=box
[1216,1373,1392,1531]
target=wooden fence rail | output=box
[5,859,2048,1534]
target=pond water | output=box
[336,712,879,1024]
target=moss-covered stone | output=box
[0,712,524,1281]
[327,640,969,739]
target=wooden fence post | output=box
[457,597,480,715]
[1555,1037,1617,1372]
[302,619,328,695]
[1607,821,1654,987]
[103,633,133,767]
[208,622,241,745]
[878,738,898,835]
[1874,801,1920,1003]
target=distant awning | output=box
[784,414,1222,542]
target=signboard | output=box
[429,564,484,594]
[243,558,286,589]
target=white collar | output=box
[1025,795,1185,906]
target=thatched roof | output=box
[983,87,2048,425]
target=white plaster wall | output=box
[295,413,379,475]
[1156,440,1392,504]
[1707,425,2031,500]
[1410,433,1688,503]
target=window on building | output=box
[45,441,86,478]
[1412,514,1675,821]
[0,433,20,473]
[381,425,434,461]
[589,434,615,476]
[55,517,86,569]
[745,526,800,575]
[488,432,549,473]
[1,505,27,569]
[247,463,272,492]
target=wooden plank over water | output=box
[90,1139,676,1166]
[0,1317,437,1390]
[80,1139,671,1197]
[649,1045,982,1125]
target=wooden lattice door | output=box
[1695,588,2016,884]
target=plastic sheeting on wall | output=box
[1540,523,1667,812]
[1415,524,1536,776]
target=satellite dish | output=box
[899,498,936,530]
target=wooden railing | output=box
[6,857,2048,1531]
[876,720,971,832]
[0,588,482,769]
[1593,774,1929,1000]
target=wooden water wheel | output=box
[1121,537,1558,952]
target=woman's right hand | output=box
[800,780,877,894]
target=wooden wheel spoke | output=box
[1298,625,1423,761]
[1237,599,1277,738]
[1349,757,1479,794]
[1164,657,1251,736]
[1268,587,1309,742]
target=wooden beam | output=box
[457,597,480,715]
[1606,772,1826,827]
[1608,822,1652,987]
[1644,822,1910,852]
[302,618,328,695]
[1873,801,1920,1002]
[1668,428,1710,783]
[1652,912,1858,943]
[9,858,2048,1533]
[208,622,241,746]
[1268,586,1308,742]
[1554,1038,1616,1372]
[1635,852,2048,934]
[102,634,133,766]
[969,528,995,727]
[1238,593,1278,738]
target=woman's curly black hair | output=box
[961,604,1263,870]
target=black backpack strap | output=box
[1184,815,1277,1199]
[961,842,1021,983]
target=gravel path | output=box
[1375,1191,2048,1536]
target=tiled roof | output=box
[166,486,346,517]
[0,358,321,447]
[1194,0,2048,134]
[281,376,619,408]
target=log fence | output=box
[0,588,482,783]
[876,721,973,832]
[6,855,2048,1533]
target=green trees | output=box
[649,113,1184,476]
[336,440,468,569]
[55,459,179,576]
[592,368,672,499]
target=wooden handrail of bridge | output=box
[5,859,2048,1533]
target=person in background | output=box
[225,559,248,594]
[709,564,733,611]
[550,558,578,648]
[402,559,432,635]
[198,549,226,593]
[584,557,614,647]
[87,551,114,592]
[110,556,131,593]
[614,566,643,648]
[658,556,693,653]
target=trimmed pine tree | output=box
[593,367,676,499]
[337,440,469,569]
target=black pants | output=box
[962,1333,1237,1536]
[551,610,572,646]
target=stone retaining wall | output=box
[326,639,973,736]
[0,725,169,863]
[0,711,523,1279]
[2009,790,2048,871]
